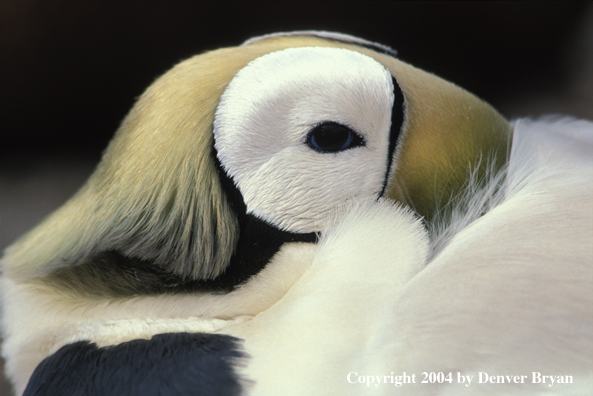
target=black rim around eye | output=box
[305,122,365,153]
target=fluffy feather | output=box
[360,117,593,395]
[1,31,591,396]
[225,117,593,396]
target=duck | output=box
[2,31,591,396]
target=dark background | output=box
[1,2,592,394]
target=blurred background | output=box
[1,1,592,393]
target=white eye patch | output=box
[214,47,395,233]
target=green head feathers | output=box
[2,32,511,289]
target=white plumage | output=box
[214,47,395,231]
[1,31,592,396]
[224,117,593,396]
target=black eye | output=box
[305,122,365,153]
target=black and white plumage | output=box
[1,31,592,395]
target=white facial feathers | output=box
[214,47,395,233]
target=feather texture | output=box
[1,32,591,396]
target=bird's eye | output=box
[305,122,365,153]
